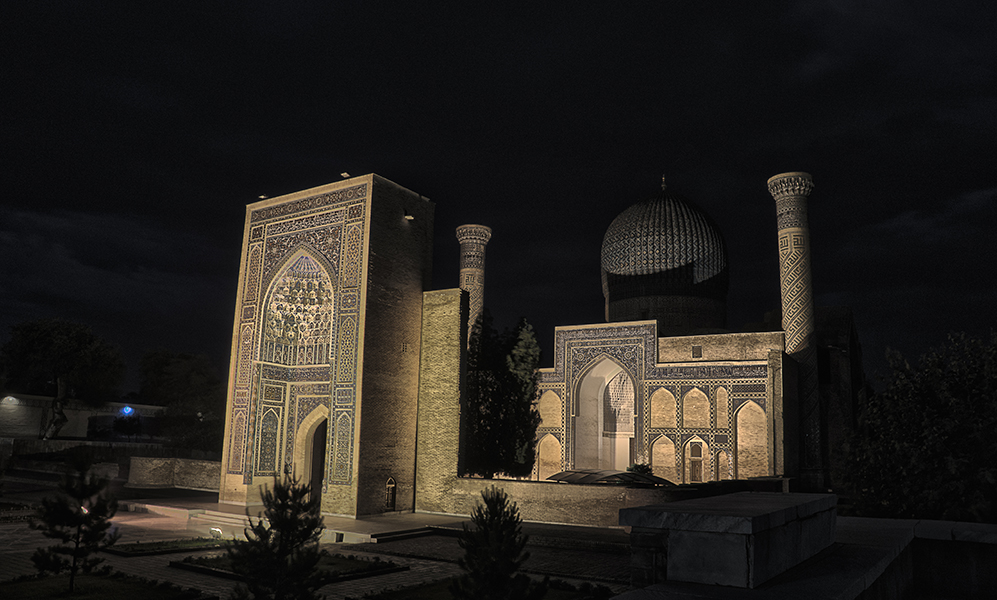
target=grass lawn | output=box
[0,572,210,599]
[106,537,234,556]
[358,577,613,599]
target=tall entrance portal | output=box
[574,357,635,470]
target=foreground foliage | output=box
[465,314,543,478]
[30,449,120,593]
[107,536,233,555]
[0,572,208,600]
[183,551,395,578]
[845,332,997,522]
[358,577,610,600]
[227,475,327,600]
[451,486,546,600]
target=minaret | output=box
[767,171,825,490]
[456,224,492,345]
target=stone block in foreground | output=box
[619,492,836,588]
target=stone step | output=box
[119,500,205,520]
[191,510,254,528]
[370,527,433,543]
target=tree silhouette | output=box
[30,448,120,593]
[465,314,542,478]
[139,350,225,452]
[845,332,997,523]
[0,319,123,411]
[227,475,328,600]
[450,486,546,600]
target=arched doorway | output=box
[574,357,635,470]
[309,419,327,507]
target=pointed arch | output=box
[228,411,247,472]
[385,477,396,510]
[735,400,768,478]
[651,435,677,483]
[683,436,711,483]
[716,387,729,428]
[574,355,635,470]
[293,404,330,479]
[537,390,563,429]
[257,409,280,473]
[682,388,710,428]
[536,434,562,481]
[260,249,335,366]
[332,412,353,482]
[650,388,677,428]
[717,449,731,481]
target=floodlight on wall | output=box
[341,172,350,178]
[404,214,415,221]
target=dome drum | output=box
[607,295,727,336]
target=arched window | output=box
[385,477,396,511]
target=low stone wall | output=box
[418,477,703,527]
[0,394,163,439]
[127,457,220,492]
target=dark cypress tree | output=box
[30,448,120,593]
[503,319,542,478]
[450,486,546,600]
[464,313,543,478]
[228,474,328,600]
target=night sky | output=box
[3,2,995,394]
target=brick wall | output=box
[354,176,435,516]
[128,457,220,491]
[420,477,702,527]
[414,289,467,512]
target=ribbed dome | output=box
[601,192,727,286]
[600,187,729,334]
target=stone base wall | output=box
[420,477,703,527]
[0,395,164,439]
[128,457,221,492]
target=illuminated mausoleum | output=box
[219,172,863,519]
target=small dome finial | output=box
[661,174,667,192]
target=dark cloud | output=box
[2,2,994,392]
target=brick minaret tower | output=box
[456,224,492,345]
[768,171,825,490]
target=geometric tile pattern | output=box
[600,189,727,296]
[456,224,492,345]
[537,321,769,476]
[226,183,368,489]
[768,172,823,481]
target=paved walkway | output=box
[0,480,633,598]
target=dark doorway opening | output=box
[310,419,327,509]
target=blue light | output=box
[120,405,134,416]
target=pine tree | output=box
[30,448,120,593]
[228,475,328,600]
[450,486,546,600]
